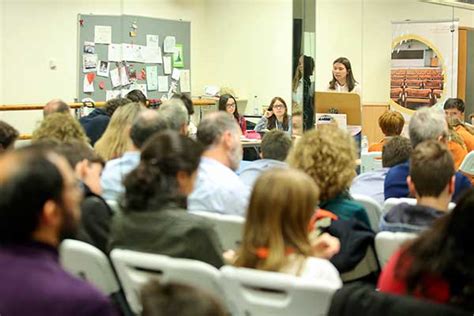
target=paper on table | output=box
[108,43,122,62]
[94,25,112,44]
[119,65,130,86]
[110,68,121,88]
[180,69,190,93]
[146,34,159,48]
[163,36,176,53]
[158,76,169,92]
[163,56,172,74]
[82,54,98,73]
[97,61,109,77]
[83,76,94,93]
[106,90,121,101]
[142,46,162,64]
[171,68,181,81]
[146,66,158,91]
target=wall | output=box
[0,0,4,104]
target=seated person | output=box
[43,98,70,117]
[380,140,454,233]
[125,89,147,106]
[291,105,303,138]
[218,94,246,133]
[448,116,474,153]
[351,136,412,205]
[369,110,405,152]
[288,125,371,228]
[109,131,224,268]
[235,168,342,283]
[254,97,291,133]
[447,119,468,169]
[188,112,250,217]
[378,188,474,311]
[32,113,90,145]
[385,107,471,202]
[79,97,131,145]
[0,120,19,153]
[239,130,291,188]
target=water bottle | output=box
[361,135,369,153]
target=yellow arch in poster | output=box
[390,34,447,115]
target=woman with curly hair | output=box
[287,125,370,227]
[109,131,224,268]
[94,102,144,161]
[32,113,89,144]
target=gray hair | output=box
[157,99,189,132]
[408,107,447,148]
[197,112,240,148]
[130,110,170,149]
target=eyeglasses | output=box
[226,103,236,108]
[273,105,285,109]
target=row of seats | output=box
[391,79,443,89]
[390,88,441,108]
[391,68,442,75]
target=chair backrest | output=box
[383,197,456,214]
[459,151,474,175]
[220,265,341,316]
[110,249,223,315]
[59,239,120,295]
[405,88,431,97]
[189,210,245,250]
[374,231,417,267]
[351,194,382,232]
[360,151,383,173]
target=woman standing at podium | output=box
[327,57,361,95]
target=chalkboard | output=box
[77,14,191,101]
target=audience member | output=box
[188,112,250,216]
[288,125,370,227]
[239,130,291,187]
[0,120,19,152]
[254,97,291,133]
[291,106,303,138]
[218,94,246,133]
[141,281,227,316]
[157,99,189,135]
[384,107,471,201]
[55,141,111,253]
[173,93,197,135]
[0,146,117,315]
[378,188,474,311]
[94,102,144,161]
[351,136,412,205]
[109,131,224,268]
[369,110,405,152]
[380,140,454,233]
[235,169,341,283]
[32,112,89,144]
[447,118,468,169]
[43,98,70,117]
[447,116,474,152]
[79,97,131,145]
[101,109,169,201]
[443,97,466,122]
[125,89,147,106]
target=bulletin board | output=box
[77,14,191,101]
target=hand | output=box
[223,249,236,264]
[264,110,273,118]
[311,233,340,259]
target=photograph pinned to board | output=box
[83,54,98,73]
[163,36,176,53]
[97,61,110,77]
[173,44,184,68]
[94,25,112,44]
[163,56,172,74]
[110,67,121,88]
[180,69,190,93]
[146,34,159,48]
[158,76,169,92]
[106,90,122,101]
[108,43,122,62]
[146,66,158,91]
[83,41,95,54]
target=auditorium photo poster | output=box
[390,20,458,117]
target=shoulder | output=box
[302,257,342,286]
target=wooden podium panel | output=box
[314,91,361,125]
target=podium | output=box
[314,91,361,125]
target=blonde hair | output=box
[378,110,405,136]
[447,116,474,135]
[447,118,467,150]
[32,113,89,144]
[94,102,144,161]
[235,168,319,272]
[287,125,356,201]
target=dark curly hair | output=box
[123,131,202,212]
[0,121,19,151]
[103,97,132,116]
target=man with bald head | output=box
[188,112,250,216]
[0,146,117,315]
[43,98,70,117]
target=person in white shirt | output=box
[327,57,361,95]
[188,112,250,216]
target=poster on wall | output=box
[390,20,458,117]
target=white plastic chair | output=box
[352,193,383,232]
[189,210,245,250]
[360,151,383,173]
[374,231,417,267]
[59,239,120,295]
[459,151,474,175]
[383,197,455,214]
[220,265,340,316]
[110,249,224,315]
[106,200,120,213]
